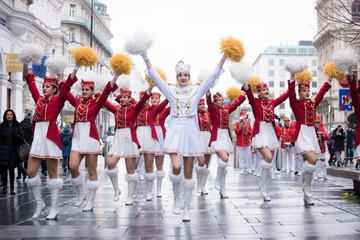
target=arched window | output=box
[352,1,360,22]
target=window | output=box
[309,48,317,54]
[311,59,317,67]
[279,70,285,77]
[352,1,360,22]
[268,69,274,77]
[288,48,296,54]
[269,81,274,88]
[68,51,74,65]
[279,59,285,66]
[69,28,75,41]
[312,81,317,88]
[299,48,307,54]
[70,4,75,17]
[312,70,317,77]
[312,92,317,97]
[279,103,285,109]
[277,48,285,53]
[269,92,274,98]
[279,81,285,87]
[268,59,274,66]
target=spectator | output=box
[345,126,355,165]
[60,124,72,173]
[327,127,335,166]
[332,125,346,167]
[18,112,33,180]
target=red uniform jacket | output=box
[349,76,360,149]
[103,92,150,147]
[280,125,294,148]
[315,123,328,153]
[288,80,331,140]
[206,93,246,145]
[197,110,211,131]
[26,73,75,149]
[146,99,169,140]
[243,86,288,138]
[67,82,117,141]
[234,121,252,147]
[154,106,170,139]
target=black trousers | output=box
[1,167,15,186]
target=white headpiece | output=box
[175,60,190,76]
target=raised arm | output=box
[228,93,246,113]
[25,66,41,102]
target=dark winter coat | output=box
[0,109,24,168]
[331,127,346,152]
[60,129,72,157]
[346,128,355,148]
[20,118,33,145]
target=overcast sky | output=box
[100,0,317,93]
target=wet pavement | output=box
[0,155,360,239]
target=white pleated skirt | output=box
[200,130,213,154]
[294,124,321,155]
[155,126,166,156]
[30,121,62,159]
[210,129,233,154]
[163,117,204,157]
[317,153,326,159]
[108,128,140,158]
[72,122,101,154]
[137,126,161,153]
[252,121,279,150]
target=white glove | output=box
[27,61,33,69]
[141,52,149,61]
[348,66,353,74]
[221,54,227,61]
[74,65,81,71]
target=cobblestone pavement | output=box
[0,155,359,239]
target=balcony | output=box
[61,15,113,54]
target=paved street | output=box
[0,155,359,239]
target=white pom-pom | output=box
[18,44,44,65]
[123,31,154,55]
[72,80,82,95]
[332,48,358,72]
[79,70,98,82]
[284,59,308,74]
[117,74,131,89]
[96,74,113,91]
[229,61,253,85]
[197,69,212,84]
[45,54,67,74]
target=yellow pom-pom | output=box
[220,36,245,62]
[226,86,243,101]
[323,61,346,82]
[295,70,312,84]
[110,53,132,76]
[247,76,262,94]
[145,67,167,87]
[71,46,99,67]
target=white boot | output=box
[302,161,316,205]
[259,160,272,201]
[195,164,206,194]
[169,172,183,215]
[144,172,156,201]
[220,168,228,199]
[182,179,195,222]
[105,167,121,201]
[46,178,63,220]
[132,170,139,199]
[156,171,165,198]
[83,180,100,212]
[321,161,329,181]
[215,158,228,191]
[200,168,210,196]
[25,176,45,218]
[125,173,138,205]
[70,174,86,207]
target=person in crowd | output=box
[345,126,355,165]
[67,76,118,211]
[332,124,346,167]
[234,111,252,175]
[60,123,72,173]
[327,127,336,166]
[141,51,226,222]
[0,109,24,195]
[24,64,75,220]
[207,91,246,198]
[288,73,332,205]
[313,115,329,181]
[242,80,288,202]
[17,112,32,181]
[280,117,295,173]
[196,98,213,195]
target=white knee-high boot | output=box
[302,161,316,205]
[220,168,228,199]
[215,158,228,193]
[83,180,100,212]
[182,178,195,222]
[105,167,121,201]
[321,161,329,181]
[132,170,139,199]
[144,172,156,201]
[46,178,63,220]
[259,160,272,201]
[195,164,206,194]
[25,176,45,218]
[156,170,165,198]
[125,173,138,205]
[169,172,183,215]
[70,174,86,207]
[201,168,210,196]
